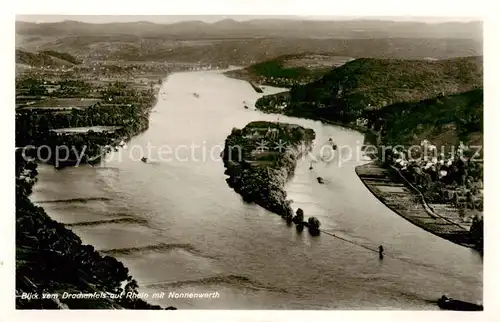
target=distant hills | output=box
[16,19,483,39]
[16,49,81,67]
[15,19,482,65]
[15,19,484,148]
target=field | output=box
[28,98,101,109]
[50,126,123,134]
[356,163,476,247]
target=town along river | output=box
[30,70,482,309]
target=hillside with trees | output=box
[256,56,483,125]
[366,89,483,148]
[252,55,484,251]
[225,53,354,87]
[16,49,82,67]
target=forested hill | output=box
[367,89,483,147]
[224,53,354,87]
[284,56,483,123]
[16,49,82,67]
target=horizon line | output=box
[15,15,483,25]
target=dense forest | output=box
[366,89,483,147]
[16,49,82,67]
[284,57,483,123]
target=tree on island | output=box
[284,211,293,224]
[308,216,321,236]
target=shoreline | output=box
[15,74,177,309]
[16,164,172,309]
[248,81,264,93]
[281,111,480,250]
[355,162,476,249]
[247,84,479,250]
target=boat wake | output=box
[143,161,162,165]
[145,274,288,293]
[94,167,120,171]
[98,242,211,258]
[64,217,149,228]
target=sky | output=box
[16,15,481,24]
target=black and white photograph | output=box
[5,0,494,317]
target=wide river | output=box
[31,70,482,309]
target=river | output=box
[30,70,482,309]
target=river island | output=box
[222,121,321,234]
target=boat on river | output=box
[317,177,324,184]
[437,295,483,311]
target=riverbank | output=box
[252,90,380,142]
[16,73,160,168]
[355,162,477,249]
[15,72,176,309]
[252,83,482,251]
[222,54,352,88]
[16,157,175,309]
[223,69,281,88]
[255,96,479,249]
[222,121,315,222]
[256,84,481,248]
[224,71,288,92]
